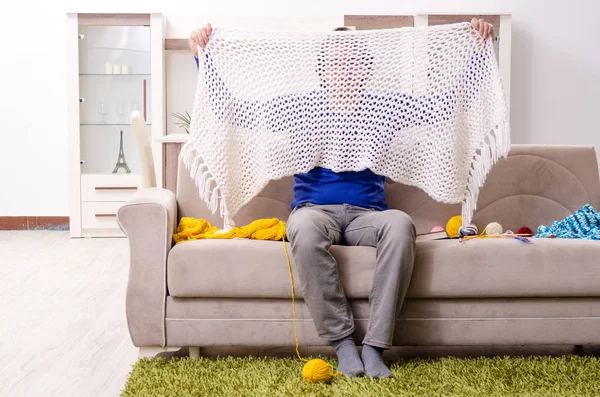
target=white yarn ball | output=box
[485,222,503,235]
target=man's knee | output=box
[380,210,416,240]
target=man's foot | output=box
[361,344,392,379]
[331,335,365,377]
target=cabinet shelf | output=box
[79,73,150,76]
[81,172,141,176]
[80,123,151,126]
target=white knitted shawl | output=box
[182,23,510,227]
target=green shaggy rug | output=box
[121,355,600,397]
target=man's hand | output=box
[189,23,213,57]
[470,18,494,40]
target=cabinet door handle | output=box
[95,214,116,218]
[94,186,138,190]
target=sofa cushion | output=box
[167,238,600,299]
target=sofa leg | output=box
[139,346,182,359]
[189,347,201,359]
[574,345,585,356]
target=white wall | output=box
[1,0,599,216]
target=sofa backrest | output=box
[176,145,600,234]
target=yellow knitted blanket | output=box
[173,217,286,244]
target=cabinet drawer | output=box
[81,202,125,230]
[81,174,141,202]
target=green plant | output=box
[172,111,191,134]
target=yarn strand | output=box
[174,218,341,381]
[282,237,308,363]
[283,237,342,381]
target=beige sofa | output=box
[118,145,600,358]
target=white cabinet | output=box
[79,174,141,237]
[66,13,165,237]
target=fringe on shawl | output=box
[180,143,235,228]
[461,121,511,228]
[182,123,510,231]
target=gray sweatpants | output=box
[286,203,416,349]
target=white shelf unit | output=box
[66,13,165,238]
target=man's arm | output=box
[189,24,269,130]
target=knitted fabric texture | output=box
[535,204,600,240]
[182,23,510,227]
[173,217,286,244]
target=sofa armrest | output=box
[117,187,177,347]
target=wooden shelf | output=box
[427,15,500,26]
[165,39,189,51]
[344,15,414,30]
[165,14,499,48]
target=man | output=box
[190,18,494,379]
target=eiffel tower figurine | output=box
[112,129,131,173]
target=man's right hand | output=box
[189,23,213,57]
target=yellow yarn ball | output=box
[303,359,335,383]
[485,222,503,235]
[445,215,462,238]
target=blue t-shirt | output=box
[292,168,387,210]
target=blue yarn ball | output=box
[459,224,479,237]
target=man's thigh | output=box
[343,209,414,247]
[287,204,343,245]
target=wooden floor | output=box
[0,231,138,397]
[2,230,597,397]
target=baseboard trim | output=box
[0,216,69,230]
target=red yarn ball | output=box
[518,227,532,236]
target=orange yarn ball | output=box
[303,359,336,383]
[445,215,462,238]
